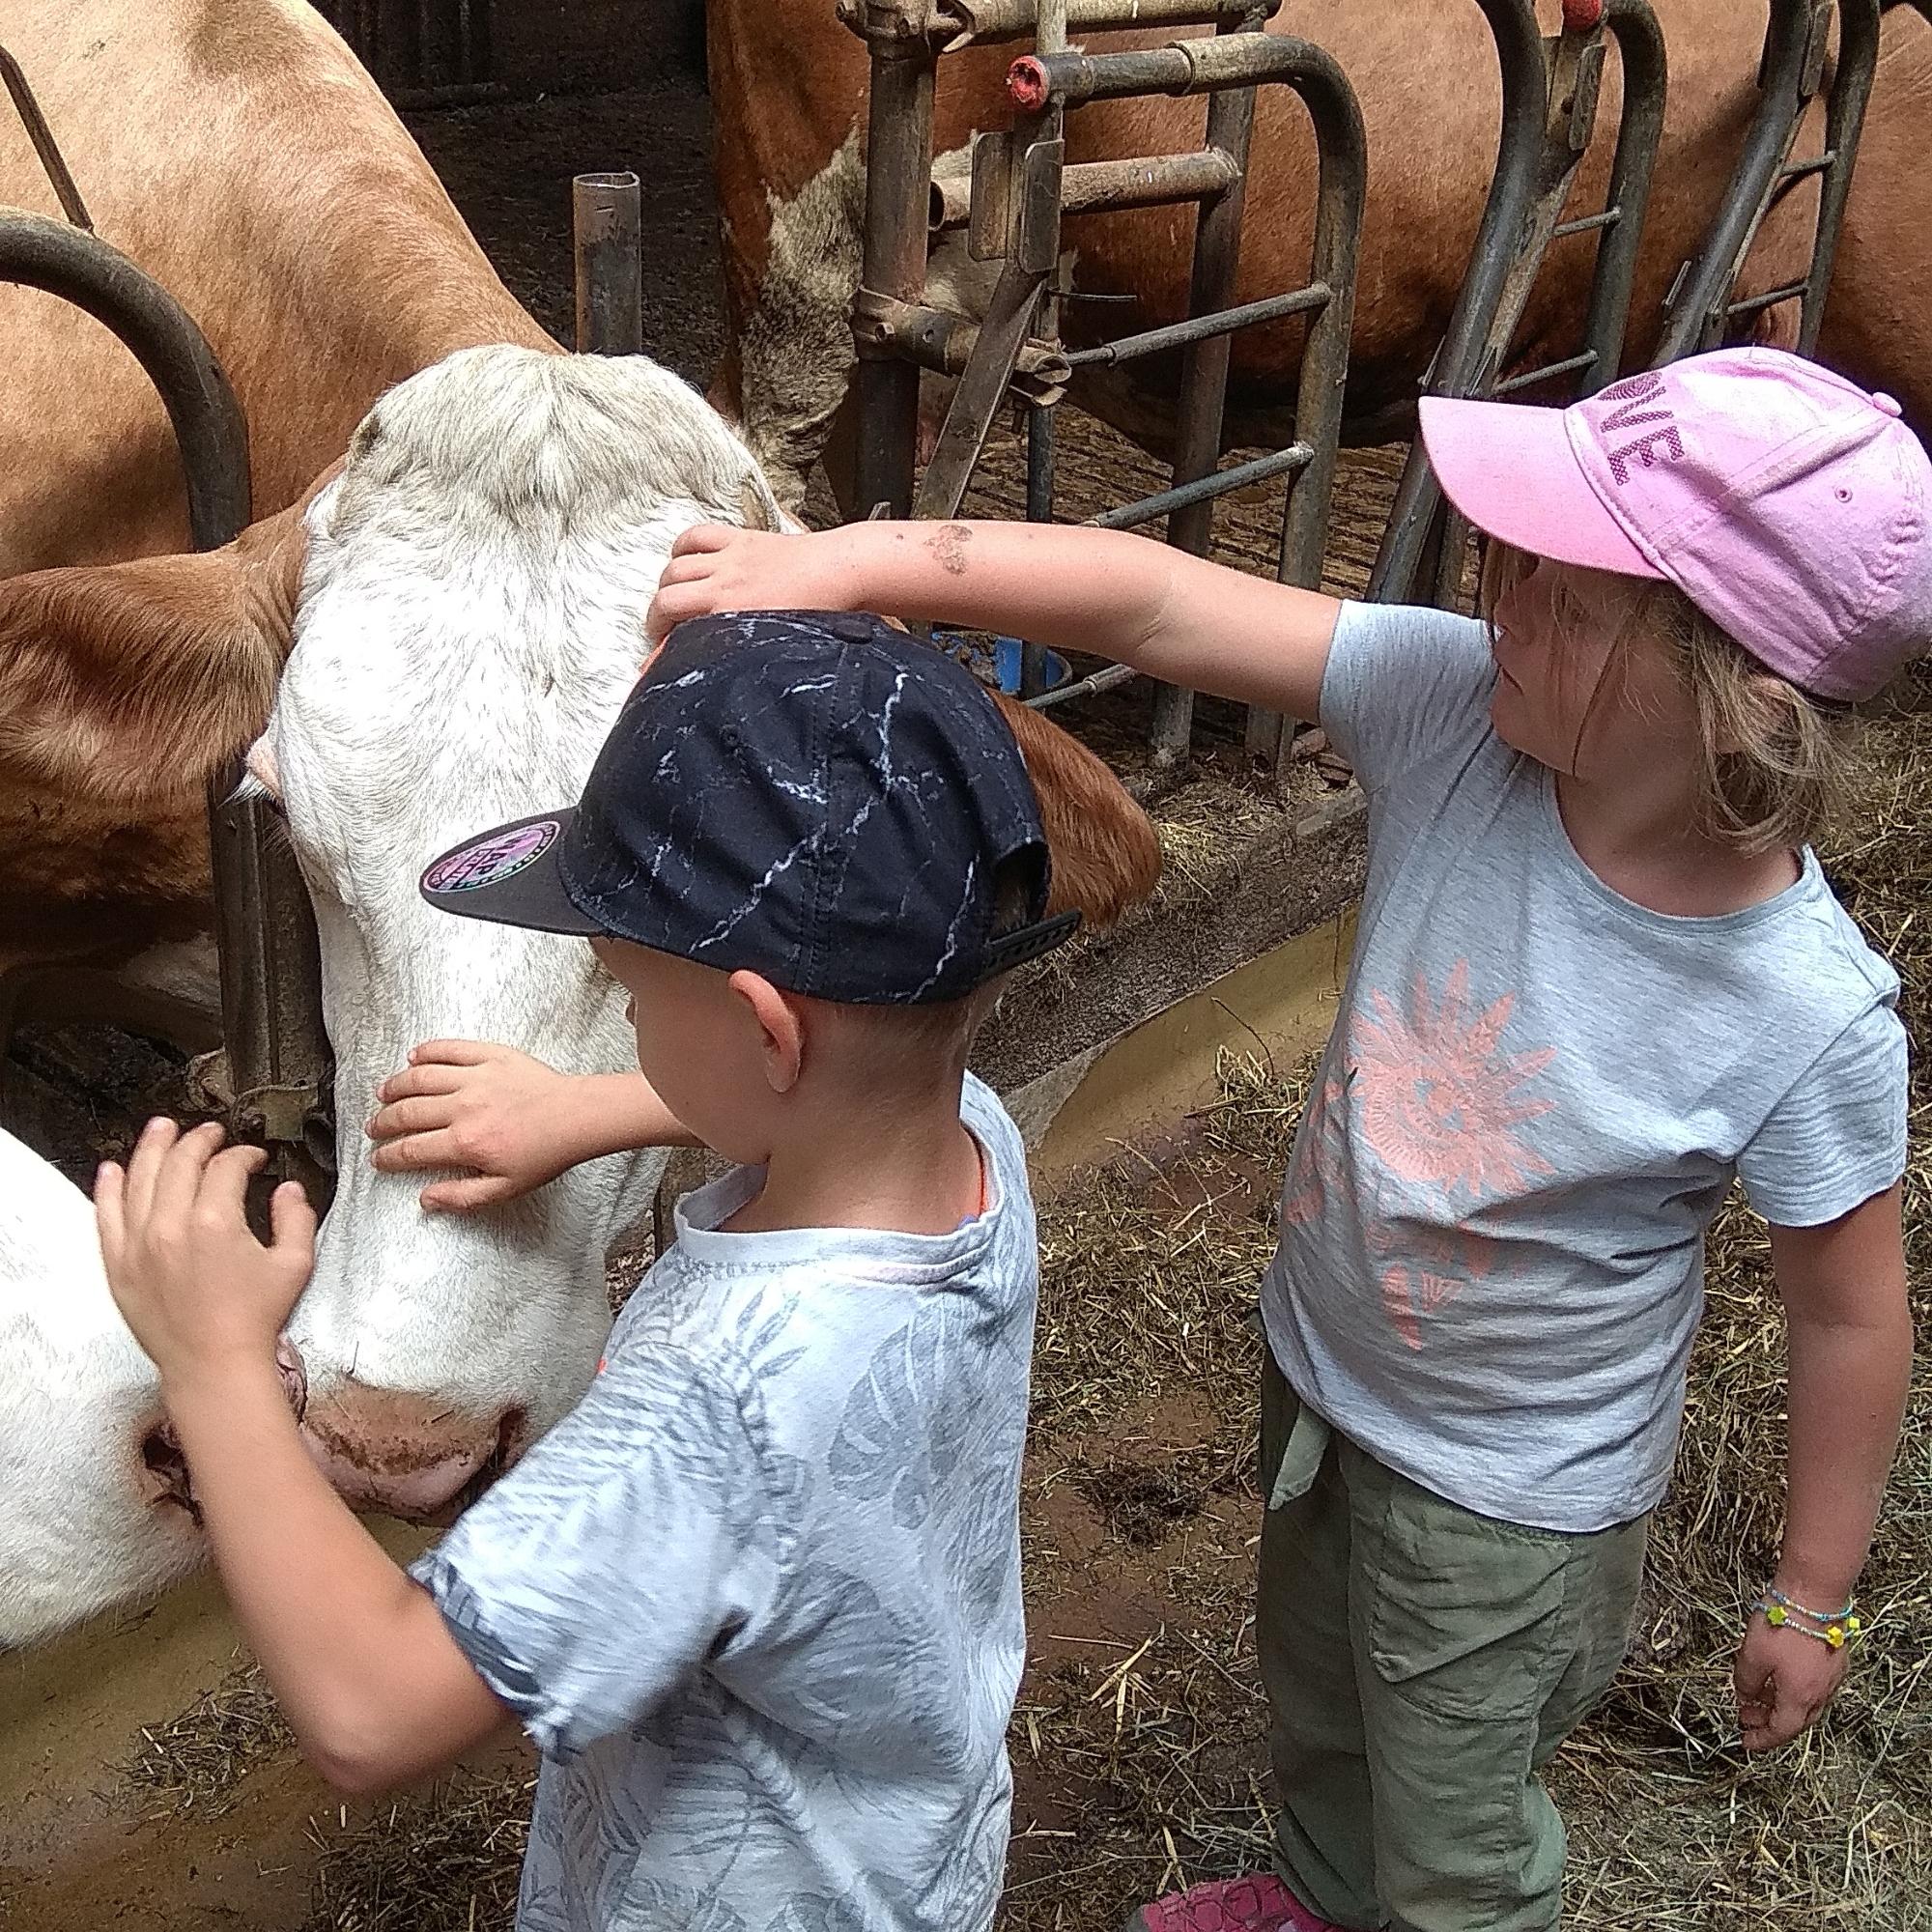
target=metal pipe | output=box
[1798,0,1881,353]
[1011,31,1348,108]
[1368,0,1550,602]
[1088,440,1314,530]
[573,172,643,355]
[0,213,247,549]
[946,0,1280,44]
[1062,281,1331,367]
[931,146,1241,231]
[0,43,93,229]
[855,44,939,517]
[1577,0,1667,392]
[1652,0,1819,363]
[1027,661,1140,711]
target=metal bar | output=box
[1026,662,1141,711]
[1653,0,1819,362]
[1550,207,1621,239]
[0,212,333,1208]
[1088,441,1313,530]
[947,0,1280,43]
[1011,32,1342,107]
[1150,14,1264,765]
[1576,0,1666,393]
[854,42,939,517]
[1724,278,1812,318]
[1369,0,1552,602]
[0,43,94,229]
[573,172,643,355]
[1254,35,1365,765]
[1798,0,1881,353]
[1778,151,1836,180]
[1492,348,1598,394]
[1062,281,1331,366]
[931,146,1241,231]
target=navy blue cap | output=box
[418,611,1078,1003]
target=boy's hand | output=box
[1734,1616,1850,1750]
[97,1120,317,1396]
[647,524,856,644]
[367,1040,586,1210]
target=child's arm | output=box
[96,1122,511,1793]
[367,1040,702,1210]
[1733,1183,1912,1751]
[647,519,1346,724]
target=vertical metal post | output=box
[854,33,940,518]
[1020,0,1067,701]
[573,172,643,355]
[1150,14,1264,764]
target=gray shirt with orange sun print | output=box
[1264,601,1907,1532]
[411,1073,1035,1932]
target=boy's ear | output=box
[729,970,804,1094]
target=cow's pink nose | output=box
[299,1378,524,1521]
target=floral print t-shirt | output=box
[412,1074,1035,1932]
[1264,602,1907,1532]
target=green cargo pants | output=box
[1258,1351,1649,1932]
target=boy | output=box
[97,609,1077,1932]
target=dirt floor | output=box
[7,62,1931,1932]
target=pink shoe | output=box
[1124,1873,1345,1932]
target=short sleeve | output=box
[410,1344,780,1758]
[1737,1000,1910,1226]
[1317,599,1497,792]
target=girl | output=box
[645,347,1920,1932]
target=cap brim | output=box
[418,809,605,935]
[1418,395,1664,580]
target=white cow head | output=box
[254,346,781,1517]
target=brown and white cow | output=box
[0,0,1158,1648]
[707,0,1932,513]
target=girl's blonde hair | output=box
[1477,543,1858,854]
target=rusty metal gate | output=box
[0,51,334,1208]
[1377,0,1886,611]
[314,0,495,104]
[841,0,1368,771]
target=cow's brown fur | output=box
[709,0,1924,506]
[0,0,1157,989]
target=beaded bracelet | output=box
[1757,1586,1862,1651]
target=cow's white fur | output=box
[271,345,781,1499]
[0,1131,199,1647]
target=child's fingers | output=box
[95,1161,128,1266]
[367,1094,460,1142]
[420,1174,522,1213]
[269,1179,319,1268]
[668,522,736,559]
[150,1122,230,1231]
[197,1143,269,1230]
[373,1067,464,1111]
[408,1038,500,1068]
[368,1126,465,1174]
[123,1117,183,1227]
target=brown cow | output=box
[706,0,1932,514]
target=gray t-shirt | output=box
[1264,601,1908,1532]
[412,1073,1035,1932]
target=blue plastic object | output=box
[935,627,1070,696]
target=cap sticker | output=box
[423,820,560,895]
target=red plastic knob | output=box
[1009,54,1050,112]
[1563,0,1605,31]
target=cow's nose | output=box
[298,1378,523,1521]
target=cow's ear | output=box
[0,499,308,811]
[989,691,1162,930]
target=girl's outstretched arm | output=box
[647,519,1344,724]
[1733,1183,1912,1750]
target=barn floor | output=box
[6,51,1931,1932]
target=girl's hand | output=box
[646,525,856,643]
[367,1040,585,1210]
[97,1120,317,1397]
[1733,1615,1850,1750]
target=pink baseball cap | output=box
[1419,347,1932,700]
